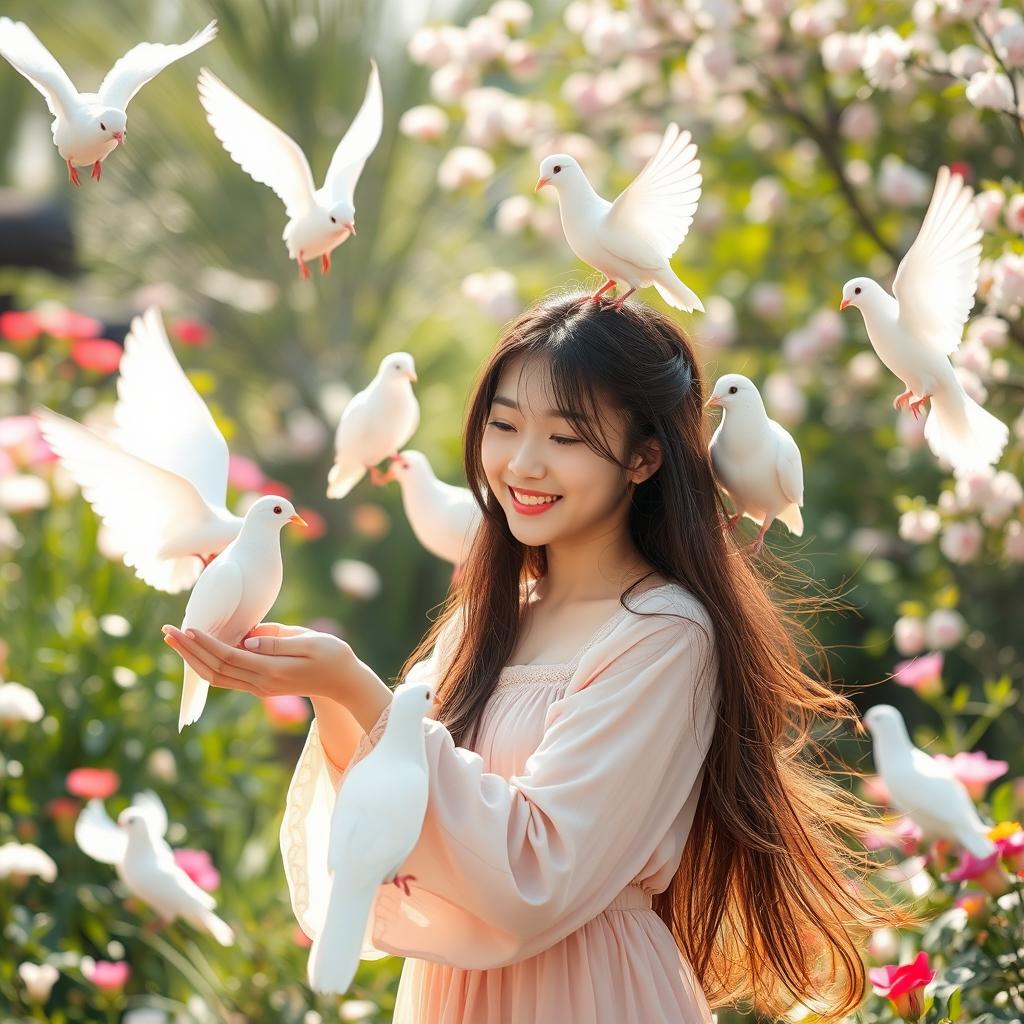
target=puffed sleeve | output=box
[280,589,718,969]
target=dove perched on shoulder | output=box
[176,495,306,731]
[863,704,995,858]
[535,123,704,312]
[36,307,242,594]
[326,353,419,500]
[198,61,382,279]
[384,450,481,565]
[75,790,234,946]
[841,165,1007,473]
[706,374,804,553]
[0,18,216,185]
[307,678,435,994]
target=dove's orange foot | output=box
[591,279,616,302]
[909,394,931,420]
[608,287,637,310]
[893,388,914,411]
[724,513,742,533]
[297,255,310,280]
[67,161,81,187]
[195,552,217,568]
[91,160,102,182]
[369,464,393,486]
[391,873,416,896]
[320,252,331,274]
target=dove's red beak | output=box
[288,513,309,528]
[839,298,851,311]
[535,176,550,192]
[113,131,125,144]
[705,395,723,409]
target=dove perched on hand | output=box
[75,791,234,946]
[706,374,804,553]
[307,678,435,994]
[841,166,1007,473]
[0,18,216,185]
[535,123,704,312]
[36,308,242,594]
[864,704,995,858]
[198,61,382,279]
[176,495,306,731]
[383,450,481,565]
[326,353,419,500]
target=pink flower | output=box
[172,318,211,346]
[892,652,943,696]
[70,339,123,374]
[868,951,935,1020]
[37,309,102,340]
[263,695,311,726]
[943,850,1010,895]
[66,767,120,800]
[861,774,891,805]
[86,960,131,989]
[259,479,293,499]
[955,888,989,921]
[293,507,325,541]
[173,848,220,891]
[0,310,43,343]
[989,822,1024,874]
[863,815,922,854]
[933,751,1008,799]
[227,454,266,492]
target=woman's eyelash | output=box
[552,436,581,446]
[487,419,514,431]
[488,420,580,445]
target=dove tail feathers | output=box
[959,828,997,859]
[777,504,804,537]
[307,881,376,994]
[326,461,366,500]
[192,909,235,946]
[925,384,1008,473]
[178,664,209,732]
[651,266,704,314]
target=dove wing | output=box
[75,799,128,865]
[893,166,982,357]
[99,20,216,110]
[132,791,168,839]
[182,558,244,635]
[0,18,78,117]
[114,308,229,510]
[597,123,703,270]
[323,60,383,207]
[770,422,804,506]
[35,407,217,587]
[198,68,316,218]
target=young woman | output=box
[164,294,900,1022]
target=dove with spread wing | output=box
[0,18,216,184]
[841,165,1008,473]
[535,123,704,312]
[36,307,242,594]
[198,61,382,278]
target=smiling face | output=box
[481,355,656,551]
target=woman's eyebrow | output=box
[491,394,588,422]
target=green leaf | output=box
[947,986,962,1020]
[990,782,1015,824]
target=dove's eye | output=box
[330,216,337,224]
[273,505,282,515]
[424,693,430,701]
[854,286,862,295]
[100,122,106,130]
[728,385,738,395]
[553,164,561,173]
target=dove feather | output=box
[0,18,78,117]
[75,799,128,865]
[323,60,382,207]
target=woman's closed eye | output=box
[488,420,580,446]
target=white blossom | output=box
[0,474,50,512]
[994,20,1024,68]
[1005,194,1024,236]
[18,963,58,1004]
[763,371,807,426]
[0,842,57,882]
[464,15,508,63]
[790,0,844,40]
[0,682,43,723]
[878,154,931,207]
[1003,519,1024,561]
[899,507,942,543]
[504,39,540,79]
[749,282,786,319]
[948,43,988,78]
[582,9,637,60]
[461,269,520,321]
[940,519,984,564]
[437,146,495,191]
[489,0,533,32]
[821,32,866,74]
[331,560,381,600]
[495,195,533,235]
[965,70,1014,111]
[745,175,787,223]
[696,296,737,348]
[969,313,1009,348]
[429,63,477,105]
[398,105,448,141]
[861,28,911,88]
[989,252,1024,316]
[975,188,1005,232]
[894,615,927,656]
[926,608,966,649]
[839,102,879,141]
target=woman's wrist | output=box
[338,657,393,734]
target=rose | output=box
[868,951,935,1020]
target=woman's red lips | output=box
[508,486,562,516]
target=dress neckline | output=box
[497,583,678,685]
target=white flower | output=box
[952,338,991,375]
[147,747,178,784]
[562,73,607,118]
[899,507,941,543]
[1003,519,1024,561]
[0,352,19,386]
[500,98,555,147]
[495,195,533,235]
[839,101,879,141]
[582,9,637,60]
[975,188,1005,232]
[749,282,786,319]
[782,328,819,365]
[948,43,988,78]
[878,155,930,208]
[340,1000,379,1022]
[18,962,58,1004]
[763,371,807,426]
[429,63,477,105]
[984,470,1024,526]
[489,0,533,31]
[965,70,1014,111]
[504,39,540,79]
[437,146,495,191]
[861,28,911,88]
[689,34,737,84]
[620,130,664,172]
[894,615,927,656]
[896,406,927,449]
[967,315,1009,349]
[745,175,787,223]
[990,252,1024,316]
[846,351,883,388]
[461,269,520,321]
[398,105,448,141]
[790,0,843,40]
[461,87,507,148]
[688,0,740,32]
[464,15,508,63]
[809,308,844,349]
[939,0,999,17]
[408,26,454,68]
[939,519,984,564]
[0,474,50,512]
[122,1010,168,1024]
[696,296,737,348]
[1005,194,1024,237]
[994,21,1024,68]
[925,608,966,649]
[332,560,381,601]
[0,842,57,882]
[821,32,866,74]
[0,682,43,723]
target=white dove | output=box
[841,165,1007,473]
[535,123,704,312]
[863,704,995,858]
[383,450,481,565]
[36,307,242,594]
[706,374,804,553]
[307,678,435,994]
[198,61,382,279]
[176,495,306,731]
[0,18,216,185]
[75,790,234,946]
[326,353,419,500]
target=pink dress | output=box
[281,583,718,1023]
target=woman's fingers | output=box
[162,628,268,692]
[248,622,309,639]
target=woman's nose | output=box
[508,438,545,479]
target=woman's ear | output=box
[628,438,663,484]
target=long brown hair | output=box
[401,294,906,1018]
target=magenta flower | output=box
[868,951,935,1020]
[173,848,220,892]
[66,768,119,800]
[892,652,943,696]
[0,310,43,343]
[263,695,311,727]
[86,960,130,989]
[70,339,123,374]
[943,849,1010,896]
[990,822,1024,874]
[933,750,1008,799]
[172,318,211,346]
[37,309,102,340]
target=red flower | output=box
[86,960,131,989]
[66,767,120,800]
[868,951,935,1020]
[172,318,211,346]
[0,310,43,343]
[38,309,102,340]
[293,507,326,541]
[949,161,973,183]
[70,339,123,374]
[259,479,293,499]
[173,848,220,891]
[46,797,80,820]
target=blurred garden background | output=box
[1,0,1023,1020]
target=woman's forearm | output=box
[311,658,394,770]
